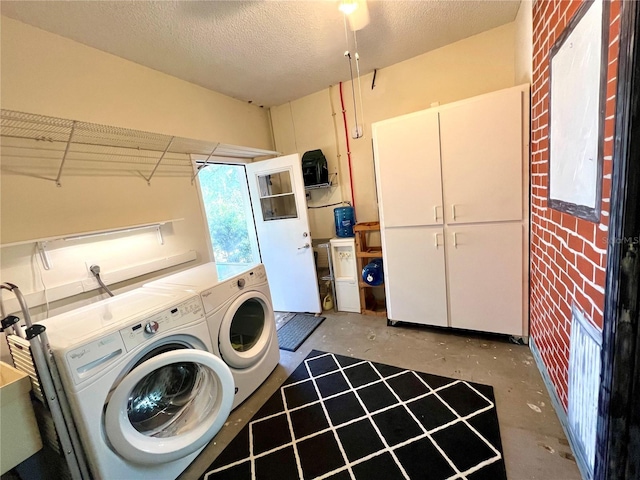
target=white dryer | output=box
[43,288,235,480]
[144,263,280,408]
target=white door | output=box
[372,109,443,228]
[382,226,448,327]
[246,154,321,313]
[439,88,523,224]
[446,222,523,335]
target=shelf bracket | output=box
[144,136,175,185]
[55,120,77,187]
[190,143,220,184]
[156,225,164,245]
[36,241,52,270]
[304,172,338,191]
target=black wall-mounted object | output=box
[301,150,329,187]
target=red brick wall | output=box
[530,0,620,410]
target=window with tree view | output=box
[199,164,260,280]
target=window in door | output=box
[256,170,298,221]
[198,163,260,280]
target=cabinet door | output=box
[440,88,523,224]
[335,281,361,313]
[446,223,523,335]
[373,110,443,228]
[382,226,448,327]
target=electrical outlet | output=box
[85,261,101,277]
[351,125,363,139]
[81,261,101,290]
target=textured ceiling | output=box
[1,1,520,107]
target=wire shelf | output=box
[0,109,279,184]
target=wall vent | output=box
[568,304,603,478]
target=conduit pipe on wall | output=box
[339,81,356,213]
[329,86,342,173]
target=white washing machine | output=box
[144,263,280,409]
[43,288,235,480]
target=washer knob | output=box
[237,278,246,288]
[144,321,159,334]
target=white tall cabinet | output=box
[372,85,529,337]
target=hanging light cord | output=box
[344,51,360,133]
[343,13,362,138]
[353,31,365,137]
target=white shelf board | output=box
[0,218,184,248]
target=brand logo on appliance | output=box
[70,349,88,359]
[202,291,212,298]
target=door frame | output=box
[194,155,321,313]
[192,159,262,268]
[595,0,640,478]
[245,154,322,313]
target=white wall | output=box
[270,23,518,238]
[0,17,273,335]
[515,0,533,85]
[270,89,344,240]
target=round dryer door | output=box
[219,291,275,369]
[104,349,234,465]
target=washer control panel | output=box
[228,266,266,290]
[119,296,204,352]
[63,296,204,386]
[144,321,159,334]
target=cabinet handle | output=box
[451,204,457,221]
[453,232,458,248]
[434,233,439,248]
[433,205,439,221]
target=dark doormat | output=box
[276,314,326,352]
[199,350,507,480]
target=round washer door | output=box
[218,290,274,369]
[104,349,234,465]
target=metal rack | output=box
[2,284,90,480]
[304,172,338,191]
[313,239,337,312]
[0,109,279,186]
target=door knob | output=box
[298,243,310,250]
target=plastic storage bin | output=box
[334,206,356,237]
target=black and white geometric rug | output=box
[201,350,507,480]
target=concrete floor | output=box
[180,311,582,480]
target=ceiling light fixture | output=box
[338,0,358,16]
[339,0,370,31]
